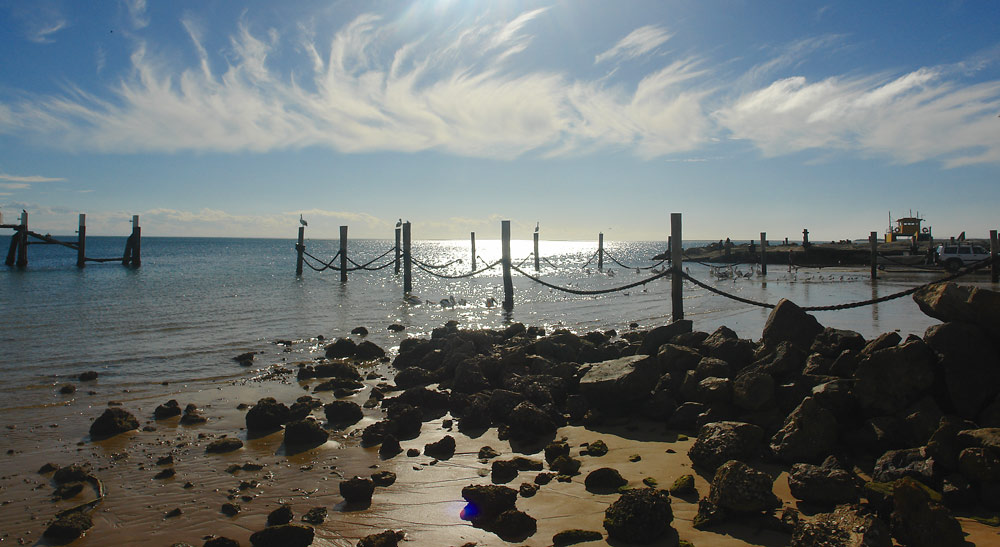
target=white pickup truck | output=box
[935,244,991,271]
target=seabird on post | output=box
[299,214,307,227]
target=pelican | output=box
[299,214,308,227]
[396,219,402,228]
[534,222,539,233]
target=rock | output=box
[585,439,609,456]
[694,376,732,404]
[493,509,537,542]
[553,529,604,546]
[325,338,358,358]
[311,361,362,380]
[770,397,838,463]
[585,467,627,493]
[603,488,674,544]
[154,468,175,480]
[707,460,780,514]
[180,404,207,425]
[872,447,938,485]
[89,407,139,440]
[323,401,363,428]
[688,421,764,472]
[544,441,569,464]
[519,482,538,497]
[267,504,293,526]
[955,427,1000,452]
[924,321,1000,419]
[340,476,375,504]
[507,400,556,438]
[790,504,891,547]
[810,327,866,358]
[578,355,661,410]
[787,463,859,505]
[424,435,456,459]
[355,341,386,361]
[154,399,182,420]
[351,326,369,336]
[378,435,402,458]
[283,418,329,449]
[54,465,89,484]
[958,447,1000,482]
[761,299,823,351]
[702,326,754,370]
[392,367,434,389]
[387,324,405,332]
[638,320,693,355]
[913,282,1000,339]
[249,523,315,547]
[890,477,965,547]
[853,339,936,416]
[246,398,290,432]
[53,482,83,499]
[732,367,775,411]
[206,437,243,453]
[59,383,76,394]
[371,471,396,487]
[78,370,99,381]
[461,484,518,523]
[43,510,93,542]
[221,502,240,516]
[357,530,405,547]
[669,474,696,496]
[550,455,581,475]
[204,537,240,547]
[492,460,519,484]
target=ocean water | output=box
[0,235,979,411]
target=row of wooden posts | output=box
[294,215,1000,317]
[2,212,141,268]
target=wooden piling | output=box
[470,232,477,271]
[598,232,604,270]
[760,232,767,275]
[77,214,86,268]
[533,230,540,271]
[339,225,348,283]
[671,213,683,321]
[802,228,809,247]
[296,226,305,276]
[870,231,878,280]
[403,222,412,294]
[122,215,141,267]
[502,220,514,311]
[5,230,16,266]
[990,229,998,283]
[16,211,27,267]
[394,227,401,275]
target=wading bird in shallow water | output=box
[299,214,307,227]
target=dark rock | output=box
[585,439,609,457]
[479,445,501,460]
[702,326,754,370]
[312,361,362,380]
[221,502,240,516]
[550,455,581,475]
[355,340,386,361]
[267,504,293,526]
[688,421,764,472]
[78,371,98,381]
[787,463,860,505]
[603,488,674,544]
[154,468,175,480]
[179,404,207,425]
[340,476,375,504]
[810,327,866,358]
[461,484,517,523]
[858,331,902,359]
[790,504,891,547]
[890,477,965,547]
[154,399,182,420]
[872,447,938,485]
[54,464,89,484]
[392,367,434,389]
[283,418,329,449]
[424,435,456,460]
[809,379,856,420]
[493,509,537,542]
[43,510,93,542]
[371,471,396,487]
[553,529,603,546]
[492,459,519,484]
[246,398,290,432]
[357,530,405,547]
[668,402,707,431]
[204,537,241,547]
[325,338,358,358]
[912,282,1000,339]
[378,435,402,458]
[585,467,627,493]
[669,474,696,496]
[535,472,555,485]
[853,339,936,416]
[761,299,823,351]
[89,407,139,440]
[770,397,838,464]
[638,320,693,355]
[519,482,538,497]
[578,354,660,410]
[387,324,405,332]
[314,377,364,393]
[694,376,733,404]
[249,523,315,547]
[53,482,84,499]
[707,460,780,514]
[59,383,76,394]
[323,401,363,428]
[924,321,1000,419]
[544,441,569,464]
[206,437,243,453]
[958,447,1000,482]
[301,506,326,525]
[732,367,775,411]
[351,326,369,336]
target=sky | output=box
[0,0,998,241]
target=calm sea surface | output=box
[1,235,983,411]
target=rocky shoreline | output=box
[8,281,1000,546]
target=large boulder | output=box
[578,355,660,409]
[687,421,764,472]
[324,338,358,358]
[890,477,965,547]
[89,407,139,440]
[507,401,557,438]
[761,299,823,351]
[913,282,1000,339]
[43,510,93,542]
[355,340,386,361]
[810,327,866,358]
[853,339,936,416]
[602,488,674,544]
[461,485,518,524]
[702,326,754,370]
[770,397,838,463]
[248,523,314,547]
[584,467,628,493]
[638,320,693,355]
[340,476,375,504]
[790,504,891,547]
[923,321,1000,419]
[732,365,775,411]
[787,463,860,505]
[872,447,938,486]
[706,460,780,514]
[323,401,363,428]
[283,418,329,449]
[246,398,290,432]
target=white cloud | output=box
[123,0,149,29]
[0,173,67,183]
[27,19,67,43]
[595,25,671,65]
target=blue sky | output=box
[1,0,998,241]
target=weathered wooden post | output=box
[339,225,348,283]
[502,220,514,311]
[77,214,87,268]
[16,210,28,267]
[990,229,998,283]
[671,213,683,321]
[295,225,305,276]
[470,232,477,271]
[533,229,540,271]
[802,228,810,247]
[403,222,412,295]
[4,230,15,266]
[394,226,401,275]
[870,231,878,280]
[598,232,604,270]
[124,215,141,267]
[760,232,767,275]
